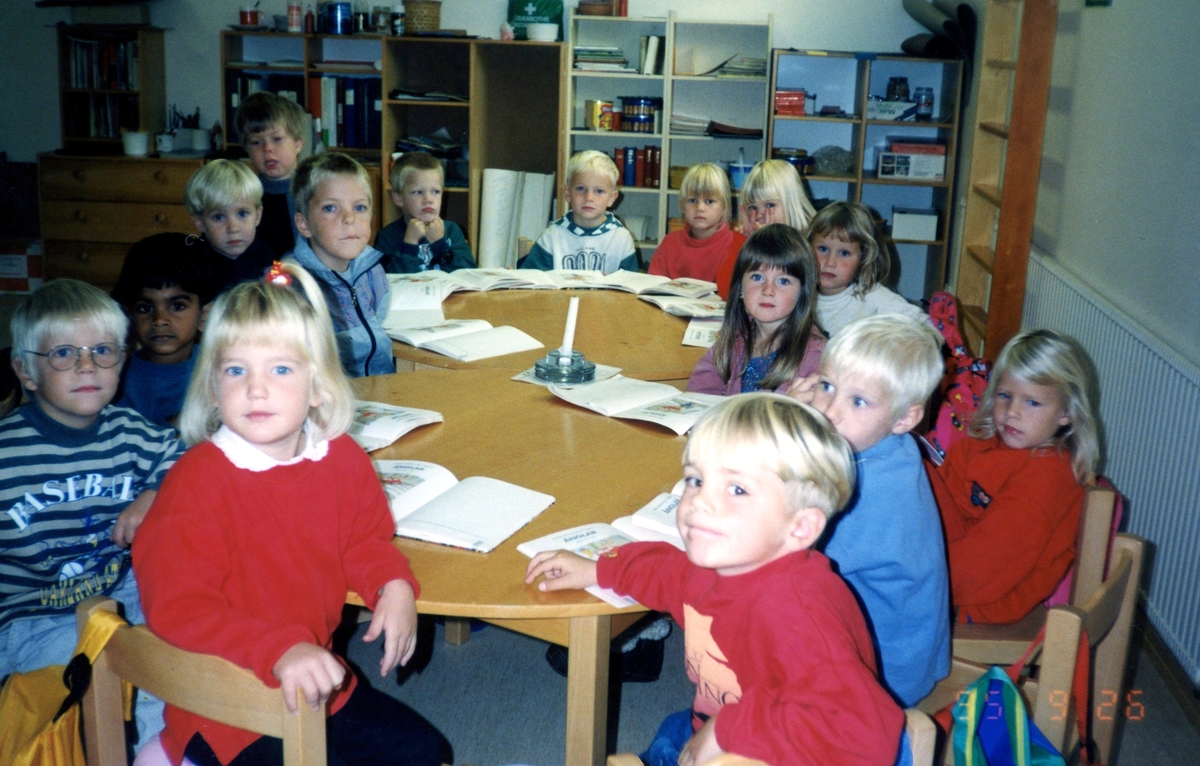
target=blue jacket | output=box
[819,433,951,706]
[289,238,395,378]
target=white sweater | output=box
[817,284,928,337]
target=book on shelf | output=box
[681,318,722,348]
[349,401,443,452]
[375,460,554,552]
[708,121,763,139]
[66,36,139,90]
[387,319,543,362]
[548,376,723,435]
[638,295,726,318]
[634,148,645,188]
[638,35,663,76]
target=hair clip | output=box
[265,262,293,287]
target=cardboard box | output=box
[891,208,939,241]
[866,100,917,121]
[877,152,945,181]
[0,240,44,294]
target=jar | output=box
[372,5,392,32]
[619,97,662,134]
[886,76,910,101]
[914,87,935,121]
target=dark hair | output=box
[111,233,220,308]
[713,224,819,391]
[235,91,307,144]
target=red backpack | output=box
[925,291,991,462]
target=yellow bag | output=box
[0,609,131,766]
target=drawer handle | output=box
[153,171,167,183]
[73,209,89,223]
[78,251,90,262]
[72,169,86,182]
[154,213,166,228]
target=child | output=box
[806,201,928,336]
[525,394,904,766]
[111,232,219,425]
[714,159,815,299]
[376,151,475,273]
[289,151,395,377]
[1,279,181,749]
[519,150,637,273]
[929,329,1100,624]
[797,314,951,707]
[688,224,825,396]
[647,162,746,282]
[184,158,276,289]
[236,91,308,258]
[132,261,451,766]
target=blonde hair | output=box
[678,162,730,221]
[970,329,1100,485]
[805,201,888,296]
[566,150,619,188]
[822,314,943,418]
[685,393,855,519]
[184,159,264,216]
[389,151,443,194]
[235,91,307,144]
[11,279,128,385]
[741,159,816,230]
[291,152,374,218]
[178,260,356,447]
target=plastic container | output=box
[122,132,149,157]
[526,23,558,41]
[727,161,752,191]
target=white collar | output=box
[212,421,330,472]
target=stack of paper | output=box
[574,46,635,73]
[670,112,709,137]
[716,57,767,77]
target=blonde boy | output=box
[520,150,637,273]
[235,92,308,257]
[526,394,904,765]
[375,151,475,273]
[647,162,746,282]
[795,313,951,706]
[184,159,275,289]
[288,152,394,377]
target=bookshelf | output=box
[57,24,165,152]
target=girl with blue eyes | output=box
[688,224,825,395]
[928,329,1101,624]
[290,152,395,377]
[134,260,451,766]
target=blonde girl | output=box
[929,329,1101,624]
[688,224,825,396]
[806,201,927,336]
[714,159,815,297]
[648,162,746,282]
[133,260,450,766]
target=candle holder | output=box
[534,350,596,384]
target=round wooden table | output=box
[391,289,707,384]
[353,368,688,766]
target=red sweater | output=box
[133,436,417,765]
[648,223,746,284]
[929,436,1083,624]
[598,544,903,766]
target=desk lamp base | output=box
[534,351,596,384]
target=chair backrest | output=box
[76,597,327,766]
[1044,485,1118,609]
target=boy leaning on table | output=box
[525,394,905,766]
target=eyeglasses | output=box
[30,343,124,371]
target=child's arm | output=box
[426,220,476,271]
[524,550,598,591]
[686,345,729,395]
[110,489,155,548]
[519,238,555,270]
[616,228,638,273]
[272,641,347,714]
[402,217,429,245]
[112,420,184,548]
[678,718,724,766]
[361,578,418,675]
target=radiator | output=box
[1024,252,1200,683]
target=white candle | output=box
[559,296,579,365]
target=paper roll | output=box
[478,169,521,268]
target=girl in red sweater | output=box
[648,162,745,284]
[134,261,449,766]
[929,329,1100,624]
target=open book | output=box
[548,375,722,435]
[517,523,640,608]
[388,319,543,361]
[682,318,722,348]
[638,295,726,318]
[374,460,554,552]
[611,482,686,550]
[349,401,443,452]
[386,268,716,297]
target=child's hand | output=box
[786,373,821,405]
[740,204,764,237]
[272,642,346,714]
[362,579,418,677]
[425,216,445,243]
[524,550,598,592]
[111,489,156,548]
[677,718,724,766]
[403,217,428,245]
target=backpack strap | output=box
[55,609,132,723]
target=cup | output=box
[122,132,150,157]
[155,132,174,154]
[239,7,263,26]
[727,162,753,191]
[191,130,210,152]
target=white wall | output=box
[1,0,930,164]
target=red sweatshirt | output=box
[648,223,746,285]
[929,436,1083,624]
[133,436,417,765]
[598,544,903,766]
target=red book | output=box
[649,146,659,188]
[614,147,622,171]
[634,149,646,187]
[307,77,322,120]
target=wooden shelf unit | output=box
[765,49,963,303]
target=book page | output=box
[630,492,682,537]
[373,460,459,523]
[517,523,640,608]
[395,476,554,552]
[446,268,534,291]
[682,318,723,348]
[389,319,493,347]
[543,269,606,289]
[616,392,723,435]
[639,295,726,318]
[548,375,682,417]
[350,402,443,452]
[421,325,543,362]
[592,269,669,294]
[612,516,686,551]
[638,277,718,299]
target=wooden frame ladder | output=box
[953,0,1057,356]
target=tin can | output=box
[328,2,352,34]
[914,87,935,121]
[585,100,613,131]
[287,2,302,32]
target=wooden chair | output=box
[76,597,327,766]
[605,707,937,766]
[952,485,1118,664]
[921,534,1143,764]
